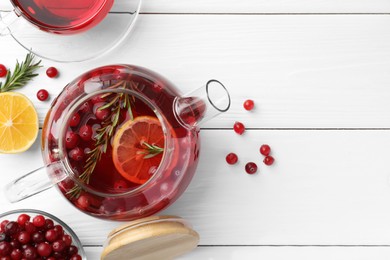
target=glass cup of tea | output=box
[5,65,231,221]
[0,0,142,61]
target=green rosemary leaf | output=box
[0,53,42,93]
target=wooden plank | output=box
[1,15,390,128]
[85,246,390,259]
[1,130,390,245]
[141,0,390,14]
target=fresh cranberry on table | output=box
[46,67,59,78]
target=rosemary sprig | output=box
[0,53,42,93]
[67,82,133,199]
[139,141,164,159]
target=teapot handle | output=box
[0,10,20,36]
[4,162,67,203]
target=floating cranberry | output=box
[0,65,7,78]
[245,162,258,174]
[225,153,238,165]
[76,195,90,209]
[243,99,255,111]
[0,242,11,256]
[46,67,58,78]
[95,107,110,121]
[79,101,92,113]
[65,131,79,150]
[91,95,105,104]
[4,222,19,236]
[32,215,45,228]
[22,245,37,260]
[37,89,49,101]
[233,122,245,135]
[37,242,52,257]
[260,144,271,156]
[114,180,129,190]
[69,147,84,161]
[16,215,29,227]
[10,249,22,260]
[17,232,30,245]
[263,156,275,166]
[45,229,58,243]
[69,113,81,127]
[79,125,93,141]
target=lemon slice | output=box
[0,92,39,153]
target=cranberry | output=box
[4,222,19,236]
[260,144,271,156]
[31,232,44,244]
[10,249,22,260]
[53,225,64,238]
[62,235,72,247]
[263,155,275,166]
[23,223,35,234]
[243,99,255,111]
[69,113,81,127]
[44,219,54,230]
[95,107,110,121]
[17,232,30,245]
[46,67,58,78]
[16,215,30,227]
[91,95,105,104]
[36,243,51,257]
[69,147,84,161]
[0,64,7,78]
[52,240,66,252]
[68,245,78,256]
[79,125,93,141]
[0,256,11,260]
[32,215,45,228]
[0,221,9,232]
[225,153,238,165]
[70,254,82,260]
[9,240,19,249]
[37,89,49,101]
[0,234,6,243]
[0,242,11,256]
[76,195,90,209]
[245,162,258,174]
[114,180,128,190]
[233,122,245,135]
[79,101,92,113]
[45,229,58,242]
[22,245,37,260]
[65,131,79,149]
[47,257,56,260]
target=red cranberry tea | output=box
[11,0,114,34]
[41,65,202,220]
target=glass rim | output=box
[58,88,171,198]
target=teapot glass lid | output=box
[0,0,142,62]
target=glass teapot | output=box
[5,65,230,221]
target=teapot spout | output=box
[174,80,231,129]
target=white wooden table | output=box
[2,1,390,259]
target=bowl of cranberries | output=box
[0,209,85,259]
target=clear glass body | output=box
[41,65,202,221]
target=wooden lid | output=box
[101,216,199,260]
